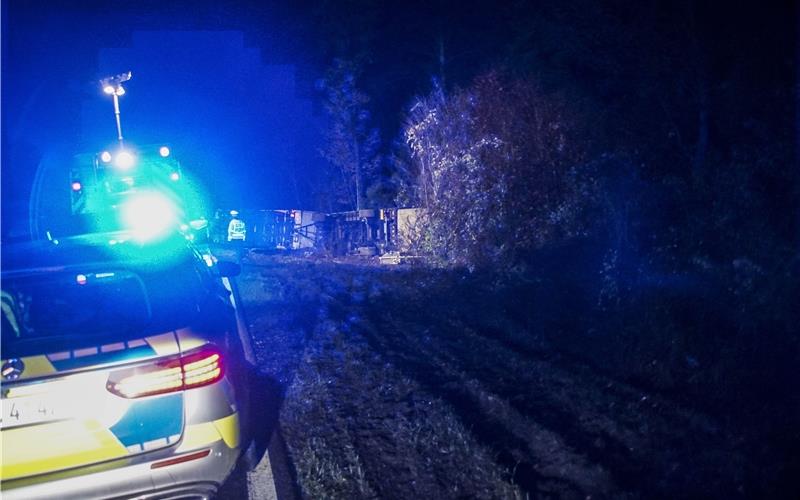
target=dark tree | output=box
[318,59,381,211]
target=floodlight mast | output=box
[100,71,132,147]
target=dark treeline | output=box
[307,0,795,267]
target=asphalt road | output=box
[215,264,295,500]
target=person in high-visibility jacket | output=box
[227,210,246,242]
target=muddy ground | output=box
[226,251,798,500]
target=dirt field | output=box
[232,251,797,500]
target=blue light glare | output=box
[120,192,178,242]
[115,151,135,170]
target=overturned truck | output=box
[212,208,421,257]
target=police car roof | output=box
[1,231,195,274]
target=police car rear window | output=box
[1,253,214,358]
[1,270,151,345]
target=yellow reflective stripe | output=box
[213,413,240,449]
[175,328,207,352]
[145,332,179,355]
[1,420,127,481]
[175,412,240,452]
[175,422,219,452]
[18,356,56,377]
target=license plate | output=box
[1,395,68,429]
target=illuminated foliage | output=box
[404,73,598,268]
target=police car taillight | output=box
[106,346,224,398]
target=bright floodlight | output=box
[121,192,178,241]
[159,146,170,157]
[100,151,112,163]
[103,85,115,95]
[115,151,135,170]
[71,181,82,191]
[170,172,180,181]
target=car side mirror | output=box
[216,260,241,278]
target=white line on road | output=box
[247,450,279,500]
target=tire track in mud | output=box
[320,288,594,498]
[328,288,519,498]
[238,257,748,499]
[342,274,746,499]
[280,294,521,499]
[346,311,615,498]
[286,269,621,497]
[241,260,605,496]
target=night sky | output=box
[2,1,322,236]
[1,0,794,239]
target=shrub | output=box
[403,72,600,269]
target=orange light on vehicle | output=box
[107,346,224,399]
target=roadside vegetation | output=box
[237,250,798,499]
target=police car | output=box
[0,232,253,499]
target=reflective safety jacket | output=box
[227,219,246,241]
